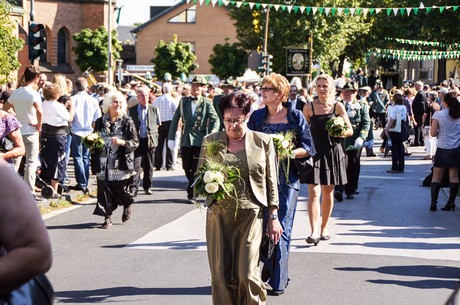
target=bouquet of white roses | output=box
[193,141,242,205]
[82,132,105,152]
[272,131,296,183]
[325,116,349,137]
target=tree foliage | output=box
[0,1,24,85]
[72,26,122,73]
[209,42,248,79]
[151,35,198,81]
[229,0,373,75]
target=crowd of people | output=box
[1,65,460,304]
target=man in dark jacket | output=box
[411,81,427,146]
[128,86,160,196]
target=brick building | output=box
[8,0,113,82]
[131,2,238,76]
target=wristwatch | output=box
[269,214,278,220]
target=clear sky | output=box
[115,0,182,26]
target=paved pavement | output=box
[43,138,460,305]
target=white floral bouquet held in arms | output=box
[325,116,349,137]
[82,132,105,152]
[193,141,242,217]
[272,131,296,183]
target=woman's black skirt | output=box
[93,178,133,217]
[433,147,460,168]
[40,134,67,182]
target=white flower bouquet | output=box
[272,130,296,183]
[325,116,349,137]
[82,132,105,152]
[193,141,242,203]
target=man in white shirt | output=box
[153,82,178,171]
[70,78,102,194]
[3,65,43,200]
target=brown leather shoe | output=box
[101,217,112,229]
[122,206,131,223]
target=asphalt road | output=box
[44,144,460,305]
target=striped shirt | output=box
[153,93,178,122]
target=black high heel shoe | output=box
[306,236,320,246]
[441,203,456,211]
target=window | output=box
[57,28,68,64]
[168,5,196,23]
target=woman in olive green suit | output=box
[198,92,283,305]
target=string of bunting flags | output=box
[186,0,460,16]
[386,38,460,48]
[367,48,460,61]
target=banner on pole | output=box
[286,48,309,76]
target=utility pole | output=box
[107,0,113,85]
[263,6,270,54]
[30,0,35,21]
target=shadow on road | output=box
[55,286,212,303]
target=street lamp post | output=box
[107,0,113,85]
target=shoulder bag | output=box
[389,107,402,133]
[294,156,314,175]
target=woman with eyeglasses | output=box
[302,74,352,245]
[92,92,139,229]
[198,91,282,304]
[248,73,315,296]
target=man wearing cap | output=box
[411,81,427,147]
[368,80,389,129]
[212,78,236,131]
[335,81,370,201]
[168,76,219,203]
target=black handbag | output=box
[294,156,314,175]
[260,234,275,260]
[0,137,14,153]
[1,274,54,305]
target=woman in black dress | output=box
[302,74,352,245]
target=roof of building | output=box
[131,1,186,33]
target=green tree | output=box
[72,26,122,73]
[151,35,198,81]
[229,0,373,75]
[209,42,248,79]
[0,1,24,85]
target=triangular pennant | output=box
[426,7,432,13]
[344,8,350,15]
[261,3,267,8]
[454,6,458,11]
[293,6,299,13]
[386,8,391,16]
[324,7,331,15]
[280,5,286,11]
[211,0,218,6]
[356,8,362,15]
[273,4,280,11]
[255,3,260,9]
[350,8,355,15]
[376,8,382,14]
[236,1,242,8]
[369,8,375,15]
[248,2,254,9]
[306,7,311,14]
[319,7,325,15]
[413,8,419,14]
[186,0,192,3]
[337,8,343,15]
[287,5,293,13]
[405,8,412,15]
[299,6,305,13]
[439,6,445,13]
[399,8,405,15]
[312,7,318,14]
[331,8,337,15]
[205,0,210,5]
[393,8,398,16]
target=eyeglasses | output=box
[223,118,246,125]
[260,87,276,92]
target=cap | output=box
[359,86,372,92]
[438,87,449,95]
[222,78,236,88]
[129,80,140,86]
[191,76,207,85]
[340,81,358,92]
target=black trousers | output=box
[132,138,156,190]
[390,137,405,171]
[413,121,424,146]
[154,121,173,170]
[181,146,201,198]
